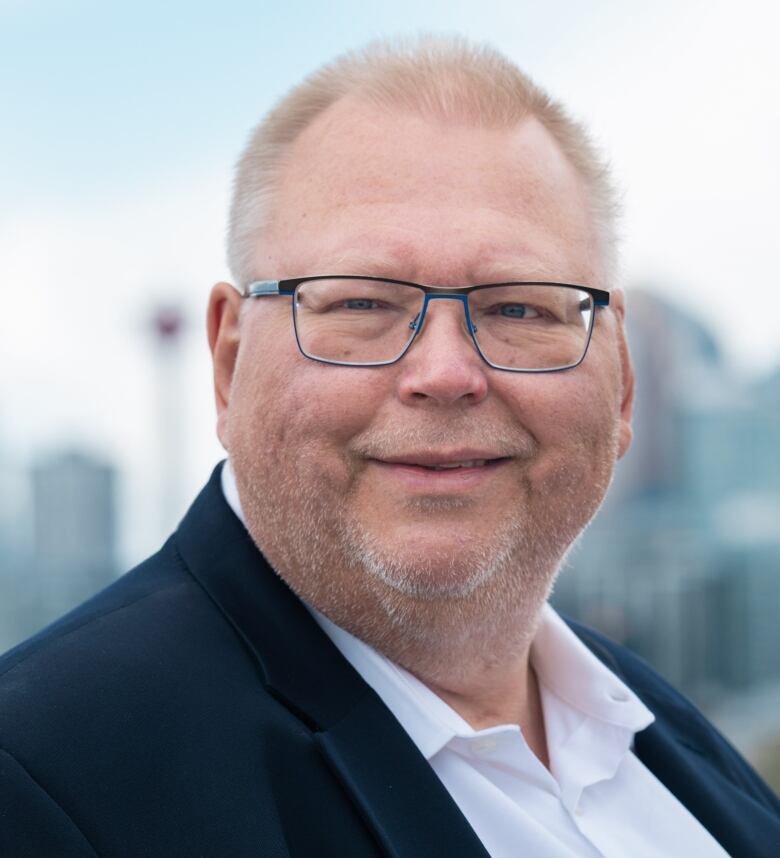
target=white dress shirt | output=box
[222,461,729,857]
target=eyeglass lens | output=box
[293,278,594,370]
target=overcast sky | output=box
[2,0,778,562]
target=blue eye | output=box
[343,299,380,310]
[499,304,540,319]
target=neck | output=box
[341,587,553,768]
[424,658,550,769]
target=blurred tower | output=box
[31,449,117,620]
[150,304,187,534]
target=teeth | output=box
[427,459,487,470]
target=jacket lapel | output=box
[316,694,489,858]
[634,719,780,858]
[175,465,488,857]
[571,620,780,858]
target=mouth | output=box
[370,452,513,487]
[387,457,509,471]
[376,449,511,468]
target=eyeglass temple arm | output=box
[243,281,296,298]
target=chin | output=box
[347,529,513,602]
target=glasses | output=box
[243,276,609,372]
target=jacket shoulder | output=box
[0,536,193,683]
[565,615,780,816]
[0,533,263,734]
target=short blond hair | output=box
[228,35,620,288]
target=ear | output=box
[207,281,243,450]
[610,289,635,459]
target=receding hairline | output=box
[227,35,620,288]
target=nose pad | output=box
[407,301,480,361]
[408,298,476,336]
[405,296,484,367]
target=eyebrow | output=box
[311,248,563,285]
[325,250,403,277]
[473,259,564,283]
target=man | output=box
[0,37,777,857]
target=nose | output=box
[396,296,489,405]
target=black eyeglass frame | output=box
[243,275,610,373]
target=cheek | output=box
[228,336,384,481]
[516,367,623,488]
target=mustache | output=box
[348,420,537,460]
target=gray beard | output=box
[230,441,592,683]
[337,487,554,604]
[332,506,563,682]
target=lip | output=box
[369,454,511,492]
[378,449,510,467]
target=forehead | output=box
[260,97,602,285]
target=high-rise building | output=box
[555,287,780,709]
[30,449,117,623]
[0,450,34,651]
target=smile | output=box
[424,459,488,470]
[369,454,511,492]
[412,459,503,471]
[377,449,511,468]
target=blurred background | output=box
[1,0,778,789]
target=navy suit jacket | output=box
[1,465,778,856]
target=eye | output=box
[341,298,382,310]
[497,303,542,319]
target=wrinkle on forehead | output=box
[268,212,597,288]
[259,100,604,288]
[306,241,583,286]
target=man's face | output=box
[210,98,633,642]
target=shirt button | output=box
[609,689,630,702]
[472,738,498,753]
[575,805,585,817]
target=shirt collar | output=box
[312,607,464,759]
[221,458,244,520]
[532,605,654,733]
